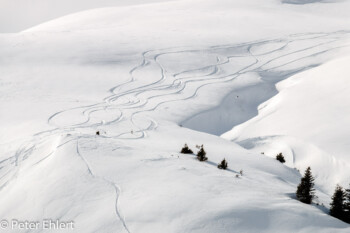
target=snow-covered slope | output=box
[1,0,350,232]
[0,0,173,32]
[222,56,350,194]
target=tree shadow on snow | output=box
[286,192,329,214]
[185,153,239,174]
[206,160,239,174]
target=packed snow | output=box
[0,0,350,232]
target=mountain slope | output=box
[0,0,350,232]
[222,56,350,194]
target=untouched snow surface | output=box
[0,0,175,32]
[1,0,350,232]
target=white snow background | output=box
[1,0,350,232]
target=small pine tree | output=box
[218,159,228,170]
[345,185,350,223]
[180,144,193,154]
[276,153,286,163]
[330,185,347,222]
[296,167,315,204]
[197,145,208,162]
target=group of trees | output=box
[180,144,227,170]
[182,145,350,223]
[296,166,350,224]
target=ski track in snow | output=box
[76,139,131,233]
[1,30,350,231]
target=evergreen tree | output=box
[197,145,208,162]
[296,167,315,204]
[345,185,350,223]
[330,185,347,222]
[218,159,228,170]
[276,152,286,163]
[180,143,193,154]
